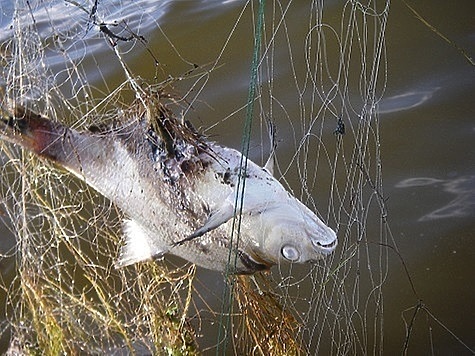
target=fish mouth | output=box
[314,239,337,249]
[311,236,338,255]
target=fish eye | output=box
[281,245,300,262]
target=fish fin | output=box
[173,201,234,246]
[263,154,274,176]
[115,219,167,267]
[263,118,277,176]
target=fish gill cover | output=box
[0,0,473,355]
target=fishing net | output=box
[0,0,473,355]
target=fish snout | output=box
[310,226,338,256]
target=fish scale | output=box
[0,102,337,274]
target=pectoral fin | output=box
[173,201,234,246]
[115,219,167,267]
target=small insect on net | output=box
[0,0,468,355]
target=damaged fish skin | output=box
[0,102,337,274]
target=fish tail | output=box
[1,104,69,162]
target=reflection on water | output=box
[0,0,174,83]
[396,176,475,221]
[0,0,173,43]
[378,88,438,113]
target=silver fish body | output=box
[0,105,337,273]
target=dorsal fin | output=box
[263,119,277,176]
[264,152,274,176]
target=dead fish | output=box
[0,102,337,274]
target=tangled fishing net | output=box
[0,0,472,355]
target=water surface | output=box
[0,0,474,353]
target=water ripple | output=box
[395,175,475,221]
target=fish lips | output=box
[309,226,338,257]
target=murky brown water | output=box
[1,1,474,354]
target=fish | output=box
[0,100,337,274]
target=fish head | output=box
[255,204,337,265]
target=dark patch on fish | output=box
[237,250,270,274]
[216,169,234,187]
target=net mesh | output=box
[0,0,472,355]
